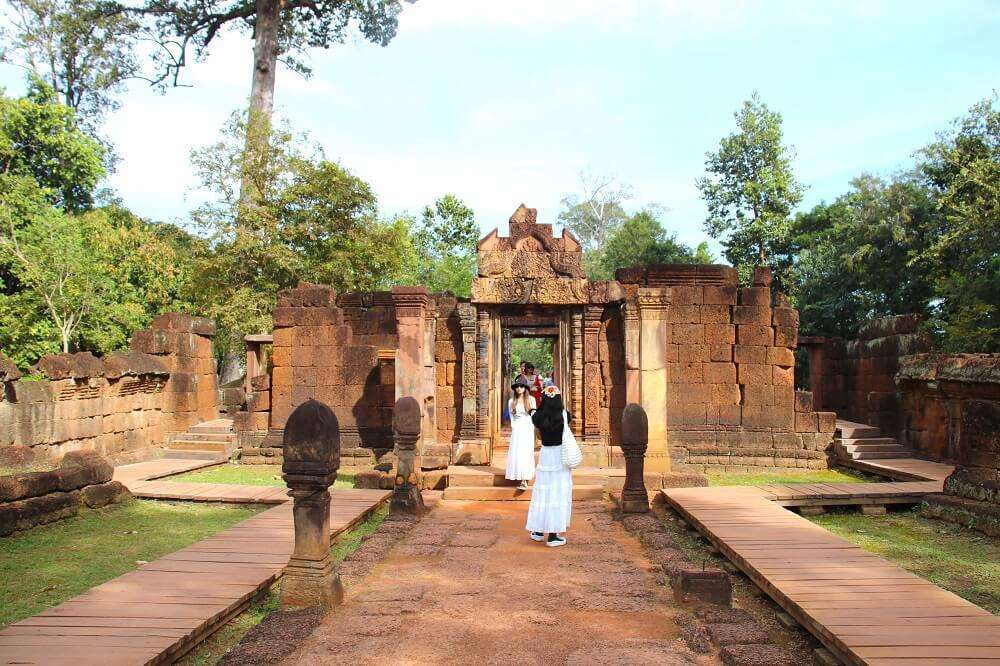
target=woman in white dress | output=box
[526,385,573,547]
[505,379,537,490]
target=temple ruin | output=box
[235,204,837,477]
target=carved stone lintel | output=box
[620,403,649,513]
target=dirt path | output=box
[287,500,718,665]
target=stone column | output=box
[623,297,640,406]
[475,307,491,439]
[637,288,671,473]
[570,309,584,434]
[391,287,430,449]
[280,399,342,608]
[620,403,649,513]
[583,305,604,443]
[390,396,425,515]
[422,307,438,446]
[457,303,478,440]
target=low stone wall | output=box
[904,353,1000,536]
[0,312,220,467]
[0,450,131,536]
[808,314,932,435]
[0,351,169,465]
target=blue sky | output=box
[2,0,998,253]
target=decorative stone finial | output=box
[620,403,650,513]
[390,396,426,515]
[280,399,343,608]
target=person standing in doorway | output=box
[526,384,573,547]
[523,363,543,405]
[505,379,536,490]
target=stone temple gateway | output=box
[236,205,836,478]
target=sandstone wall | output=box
[617,266,835,473]
[896,353,999,465]
[0,350,170,465]
[130,313,219,434]
[267,283,392,465]
[433,295,463,446]
[0,450,130,536]
[909,354,1000,536]
[809,314,932,434]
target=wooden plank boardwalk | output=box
[837,457,955,482]
[662,486,1000,665]
[124,480,290,504]
[0,488,390,666]
[755,480,943,507]
[112,459,224,484]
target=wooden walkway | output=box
[125,480,290,504]
[755,480,943,507]
[662,486,1000,665]
[0,488,390,665]
[838,457,955,482]
[112,458,224,484]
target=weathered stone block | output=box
[700,305,731,324]
[703,284,738,305]
[766,346,794,366]
[737,364,771,386]
[80,481,131,508]
[671,568,731,606]
[772,366,794,387]
[795,412,818,433]
[738,287,770,306]
[733,306,772,326]
[711,384,742,405]
[709,344,732,362]
[704,362,736,384]
[773,326,797,348]
[672,323,704,345]
[737,325,773,346]
[816,411,836,433]
[741,385,774,406]
[704,323,736,345]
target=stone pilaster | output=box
[391,287,430,452]
[583,305,604,444]
[570,309,584,436]
[637,288,671,473]
[475,308,491,439]
[623,297,640,406]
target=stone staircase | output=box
[163,418,236,461]
[834,419,912,461]
[441,462,607,501]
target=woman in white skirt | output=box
[505,379,536,490]
[526,385,573,547]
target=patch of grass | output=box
[707,467,872,486]
[810,507,1000,614]
[170,464,356,489]
[0,500,262,628]
[178,503,389,665]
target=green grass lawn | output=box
[170,463,356,488]
[0,500,262,627]
[178,505,388,666]
[810,507,1000,614]
[707,467,872,487]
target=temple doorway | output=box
[488,308,573,458]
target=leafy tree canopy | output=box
[0,82,105,212]
[189,111,412,359]
[0,0,143,128]
[593,209,712,280]
[400,194,478,297]
[697,92,804,285]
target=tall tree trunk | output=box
[249,0,281,124]
[240,0,282,204]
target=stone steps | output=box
[167,439,230,452]
[447,465,624,488]
[835,419,881,439]
[164,419,236,461]
[833,419,910,461]
[442,484,604,501]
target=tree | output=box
[0,0,143,128]
[402,194,478,296]
[0,201,112,353]
[697,93,804,284]
[594,209,709,279]
[112,0,405,130]
[919,94,999,352]
[189,111,411,367]
[0,83,105,212]
[558,170,632,250]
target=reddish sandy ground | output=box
[286,500,719,665]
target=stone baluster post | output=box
[390,396,426,515]
[620,403,649,513]
[280,399,343,608]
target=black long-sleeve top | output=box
[531,410,572,447]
